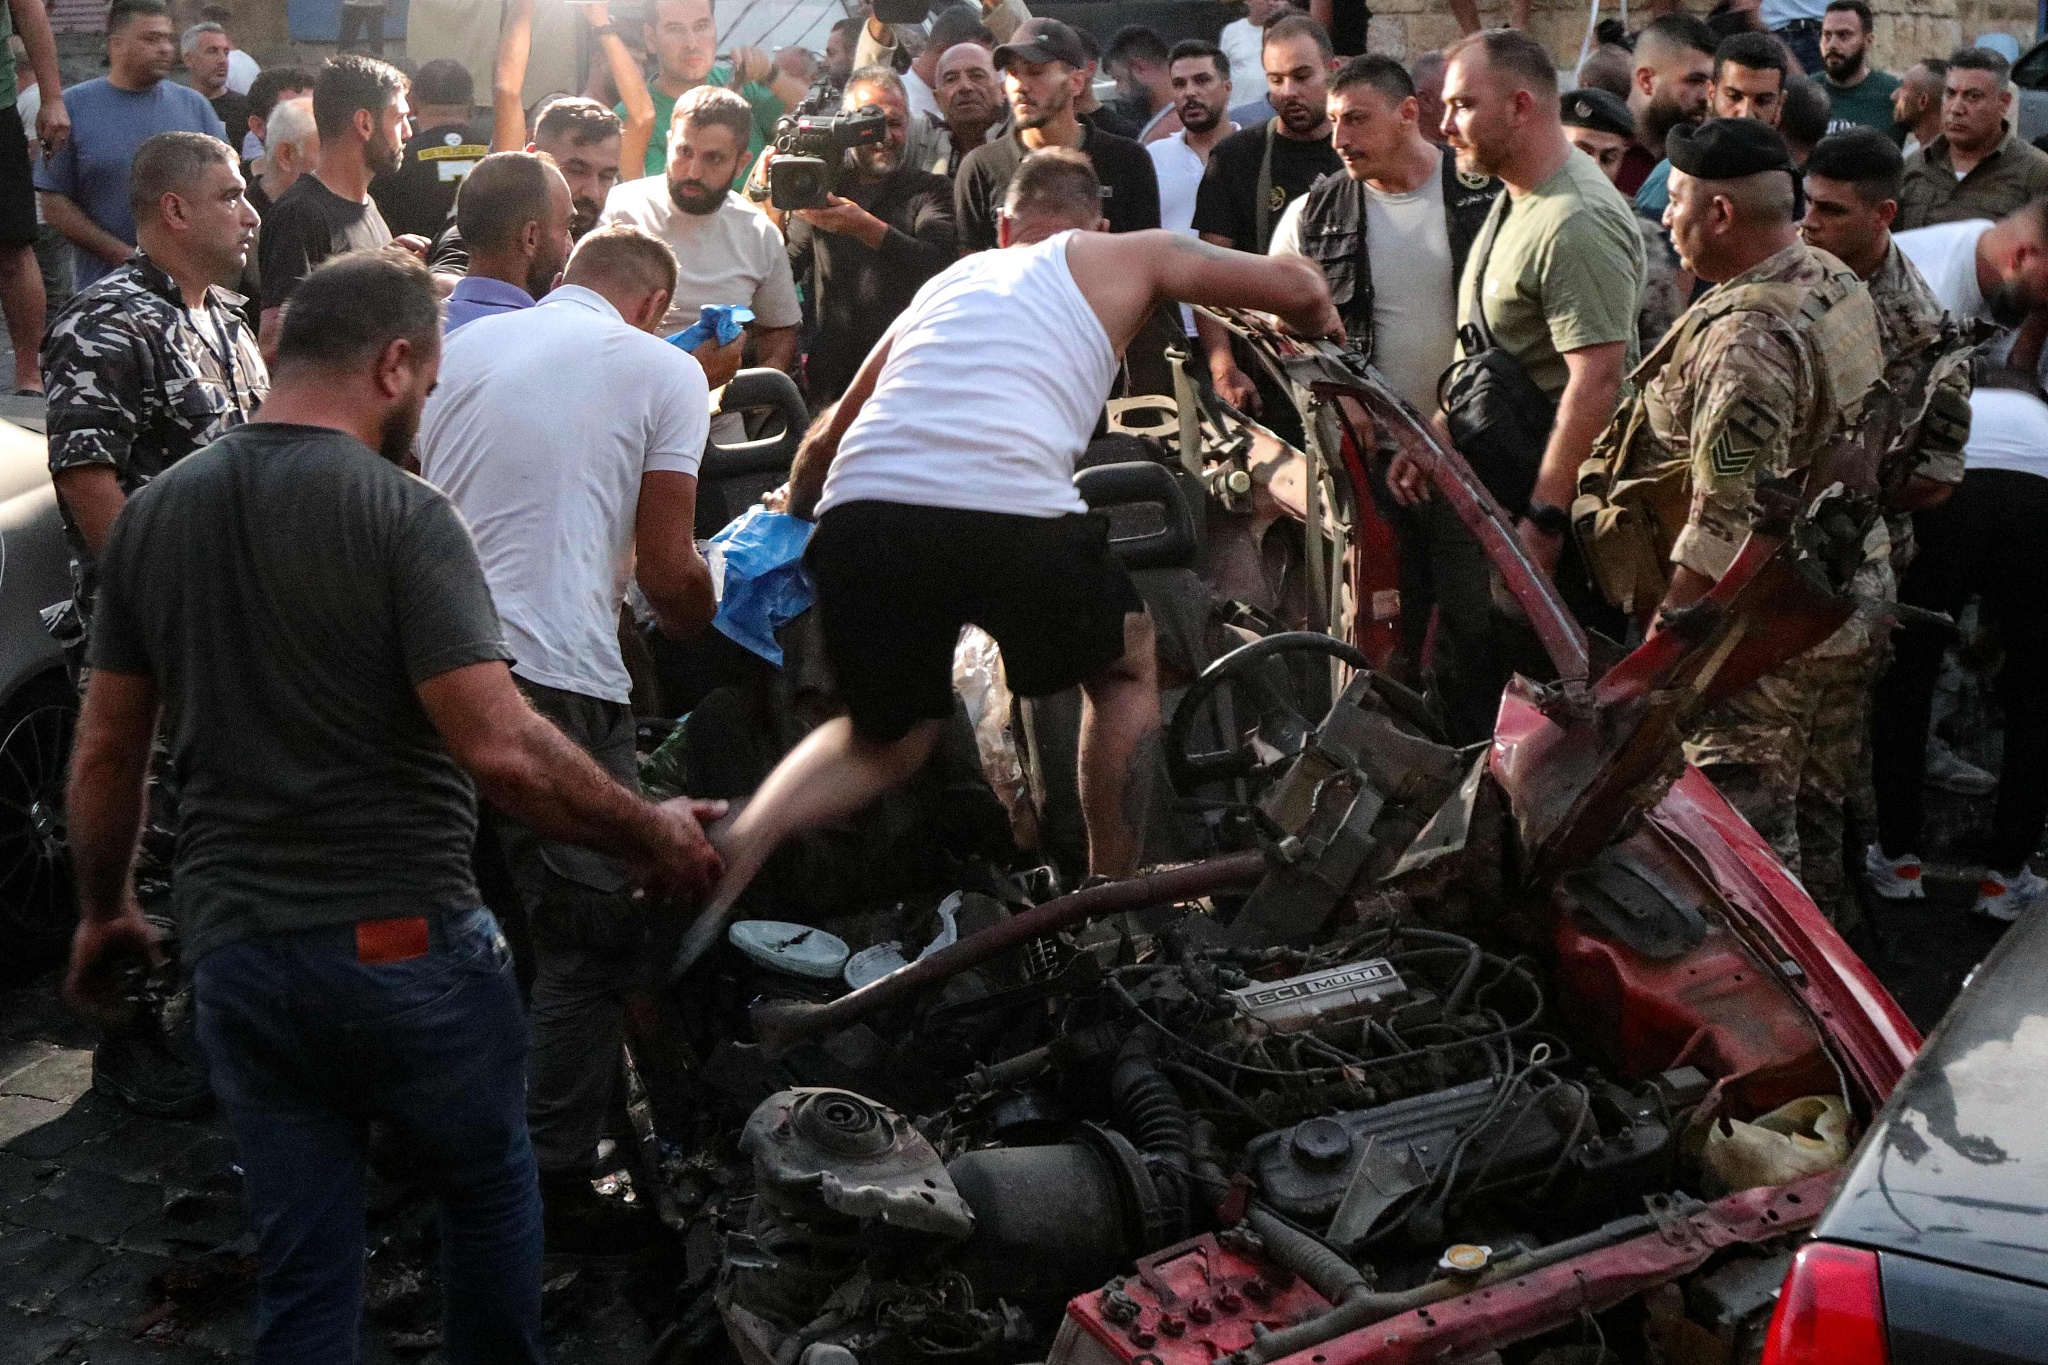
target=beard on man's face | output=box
[569,198,601,238]
[667,174,726,215]
[1180,96,1224,133]
[1638,94,1697,151]
[377,393,426,466]
[1822,48,1863,81]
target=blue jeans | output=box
[193,908,544,1365]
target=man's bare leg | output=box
[1077,611,1161,879]
[0,243,44,394]
[699,715,947,917]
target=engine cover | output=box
[1047,1234,1331,1365]
[1222,958,1405,1035]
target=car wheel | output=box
[0,674,76,955]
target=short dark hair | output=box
[456,151,553,254]
[1640,11,1717,60]
[1715,31,1789,84]
[314,53,407,142]
[1948,45,2012,85]
[106,0,168,33]
[1330,53,1415,103]
[1781,74,1831,148]
[276,251,442,373]
[128,130,235,224]
[927,4,994,54]
[1806,126,1904,203]
[1106,25,1170,69]
[411,56,473,108]
[1913,56,1951,85]
[1262,12,1333,62]
[533,95,621,146]
[1446,28,1558,100]
[1823,0,1873,30]
[829,17,859,47]
[564,223,679,299]
[196,1,231,22]
[1168,38,1228,83]
[1575,43,1634,99]
[248,65,313,123]
[671,84,752,147]
[1003,146,1101,224]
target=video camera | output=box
[768,87,890,211]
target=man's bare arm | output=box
[11,0,67,152]
[787,333,893,519]
[62,669,160,1017]
[417,660,723,903]
[1069,230,1340,354]
[40,192,130,267]
[753,324,800,374]
[492,0,538,153]
[53,467,126,559]
[635,470,716,640]
[587,1,655,180]
[1533,341,1625,509]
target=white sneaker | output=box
[1974,867,2048,923]
[1927,738,1998,796]
[1864,844,1927,900]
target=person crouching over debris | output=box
[688,147,1340,945]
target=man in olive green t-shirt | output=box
[620,0,800,177]
[1441,29,1642,566]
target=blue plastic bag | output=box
[707,507,815,665]
[667,304,755,354]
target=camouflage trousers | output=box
[1684,640,1882,927]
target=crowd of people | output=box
[19,0,2048,1358]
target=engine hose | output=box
[1235,1207,1666,1364]
[1244,1206,1368,1306]
[1112,1033,1195,1235]
[1388,927,1485,1016]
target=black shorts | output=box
[806,500,1145,741]
[0,108,37,246]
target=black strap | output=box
[1459,192,1512,353]
[1253,118,1279,253]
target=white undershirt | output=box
[1962,387,2048,478]
[1896,219,1994,322]
[818,232,1117,519]
[1270,157,1458,415]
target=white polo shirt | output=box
[417,285,711,704]
[597,177,805,337]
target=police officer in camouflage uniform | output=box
[1797,128,1973,923]
[1573,119,1886,899]
[43,132,267,679]
[39,132,266,1118]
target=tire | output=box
[0,672,76,958]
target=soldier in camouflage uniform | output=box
[1572,120,1887,912]
[38,133,265,1120]
[1795,129,1973,923]
[42,132,267,683]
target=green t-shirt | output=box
[0,5,18,112]
[618,64,784,178]
[1458,148,1646,398]
[1824,68,1903,142]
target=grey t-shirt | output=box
[89,423,512,963]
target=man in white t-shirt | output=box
[416,224,717,1254]
[598,84,801,382]
[1895,200,2048,324]
[1218,0,1287,108]
[680,149,1339,956]
[1148,39,1235,333]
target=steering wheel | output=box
[1166,632,1374,795]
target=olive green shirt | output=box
[1455,147,1645,399]
[1897,128,2048,231]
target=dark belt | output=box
[1774,18,1822,33]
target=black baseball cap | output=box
[1561,87,1634,141]
[994,18,1091,71]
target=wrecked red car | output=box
[647,327,1920,1365]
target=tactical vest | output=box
[1293,147,1501,361]
[1572,260,1884,615]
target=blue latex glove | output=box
[667,304,754,353]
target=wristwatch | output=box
[1524,501,1571,537]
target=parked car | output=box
[0,416,77,960]
[1761,888,2048,1364]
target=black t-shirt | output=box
[370,119,490,239]
[257,174,393,310]
[1192,121,1343,251]
[955,123,1161,253]
[89,423,513,964]
[787,168,959,405]
[209,90,251,146]
[427,220,468,276]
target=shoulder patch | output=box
[1709,395,1785,480]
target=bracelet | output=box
[1524,501,1571,537]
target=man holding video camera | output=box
[772,66,957,406]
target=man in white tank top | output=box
[682,147,1340,942]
